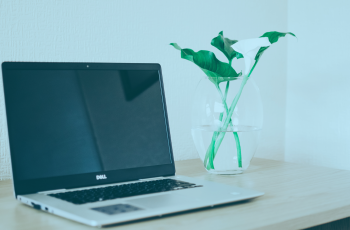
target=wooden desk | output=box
[1,158,350,230]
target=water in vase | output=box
[191,125,261,174]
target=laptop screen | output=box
[4,68,172,181]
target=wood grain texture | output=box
[1,158,350,230]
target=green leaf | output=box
[255,31,296,61]
[170,43,242,84]
[260,31,296,44]
[236,52,244,59]
[210,31,239,61]
[255,46,269,62]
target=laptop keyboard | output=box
[48,179,202,205]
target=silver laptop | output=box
[1,62,263,227]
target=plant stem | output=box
[204,59,260,171]
[203,82,230,170]
[224,81,242,167]
[204,131,218,170]
[213,76,248,154]
[227,59,242,167]
[234,132,242,167]
[204,85,227,170]
[215,83,243,168]
[213,61,258,156]
[224,81,230,99]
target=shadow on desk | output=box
[304,217,350,230]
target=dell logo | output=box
[96,175,107,180]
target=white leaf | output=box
[232,37,271,75]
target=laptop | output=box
[1,62,263,227]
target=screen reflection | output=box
[4,69,172,180]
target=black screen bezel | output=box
[1,62,176,196]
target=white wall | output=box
[286,0,350,170]
[0,0,288,179]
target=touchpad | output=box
[128,194,196,209]
[91,204,142,215]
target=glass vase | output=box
[191,76,263,174]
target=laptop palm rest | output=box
[127,194,198,209]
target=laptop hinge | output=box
[139,176,165,181]
[38,188,67,194]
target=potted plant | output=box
[171,31,295,174]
